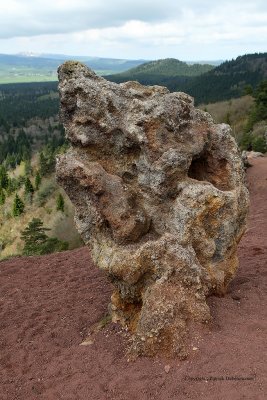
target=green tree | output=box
[254,80,267,120]
[252,136,267,153]
[0,166,8,190]
[56,193,65,212]
[21,218,50,255]
[44,146,56,173]
[246,80,267,131]
[35,171,41,190]
[0,189,6,205]
[39,147,56,177]
[39,151,48,176]
[24,159,32,176]
[6,177,19,195]
[21,217,68,255]
[239,132,253,150]
[5,153,16,169]
[243,84,253,95]
[12,193,25,216]
[24,177,34,195]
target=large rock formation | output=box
[56,61,249,358]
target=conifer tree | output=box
[24,159,32,176]
[0,189,5,205]
[254,80,267,121]
[56,193,65,212]
[39,152,48,176]
[12,193,25,217]
[6,177,18,195]
[21,218,68,255]
[5,153,16,169]
[35,171,41,190]
[24,177,34,195]
[246,80,267,131]
[0,166,8,190]
[21,218,50,255]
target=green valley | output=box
[0,54,147,84]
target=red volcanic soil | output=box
[0,158,266,400]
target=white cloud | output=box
[0,0,266,59]
[0,0,184,38]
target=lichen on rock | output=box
[56,62,249,358]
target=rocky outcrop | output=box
[56,61,249,358]
[245,150,265,159]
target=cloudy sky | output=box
[0,0,267,60]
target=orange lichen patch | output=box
[206,156,232,191]
[189,123,210,144]
[143,119,164,157]
[190,196,226,268]
[215,252,239,294]
[205,248,239,295]
[202,196,225,230]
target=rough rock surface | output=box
[246,150,264,159]
[56,61,249,358]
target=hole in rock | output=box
[188,152,231,191]
[102,218,112,235]
[123,142,141,156]
[122,171,135,182]
[123,300,143,332]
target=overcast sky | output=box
[0,0,267,60]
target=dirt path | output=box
[0,158,266,400]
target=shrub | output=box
[39,237,69,254]
[56,193,65,212]
[252,136,267,153]
[35,181,56,206]
[239,132,253,150]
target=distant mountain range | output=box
[1,52,266,105]
[0,53,222,84]
[107,53,267,104]
[16,52,223,66]
[0,54,147,84]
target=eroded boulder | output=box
[56,61,249,357]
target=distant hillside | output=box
[199,96,254,143]
[106,58,214,85]
[0,82,83,259]
[0,54,147,84]
[107,53,267,104]
[0,82,58,127]
[177,52,267,104]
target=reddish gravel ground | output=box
[0,157,266,400]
